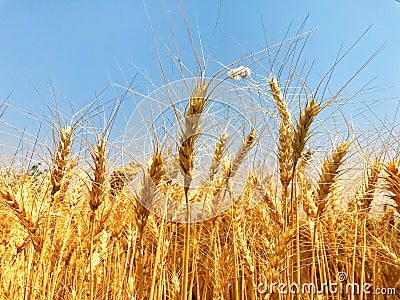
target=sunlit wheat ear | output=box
[0,187,42,252]
[230,129,257,179]
[379,205,396,227]
[178,78,208,197]
[89,138,107,212]
[292,98,321,167]
[297,148,313,175]
[208,133,228,181]
[316,141,349,217]
[135,174,153,229]
[278,124,294,189]
[148,149,166,185]
[268,75,293,127]
[384,160,400,215]
[258,183,284,228]
[53,157,77,203]
[135,151,164,229]
[297,149,318,218]
[238,172,258,208]
[264,226,297,282]
[370,234,400,268]
[268,75,294,188]
[50,126,72,196]
[301,185,318,219]
[211,157,232,202]
[109,161,141,197]
[356,159,381,214]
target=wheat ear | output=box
[208,133,228,181]
[0,187,42,252]
[384,160,400,214]
[89,138,107,212]
[316,141,349,216]
[230,129,257,179]
[178,79,208,198]
[292,98,321,167]
[268,75,293,127]
[109,161,140,197]
[370,234,400,268]
[357,159,381,214]
[268,75,294,189]
[148,149,166,185]
[50,126,72,196]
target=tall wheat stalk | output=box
[178,79,208,300]
[268,75,293,206]
[135,150,164,299]
[88,138,106,300]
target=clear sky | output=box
[1,1,400,159]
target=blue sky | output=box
[1,1,400,158]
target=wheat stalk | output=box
[178,79,209,300]
[135,151,166,299]
[88,137,106,300]
[231,203,256,297]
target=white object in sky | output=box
[227,66,251,80]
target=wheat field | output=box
[0,11,399,300]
